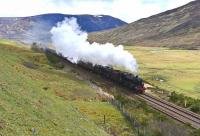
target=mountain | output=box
[0,13,127,43]
[89,0,200,49]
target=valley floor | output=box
[126,46,200,99]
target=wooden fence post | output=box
[184,99,187,108]
[104,115,106,124]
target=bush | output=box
[190,102,200,113]
[45,52,64,69]
[115,95,129,105]
[169,91,184,103]
[192,129,200,136]
[31,42,43,52]
[169,91,200,114]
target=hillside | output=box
[0,39,135,136]
[0,14,127,43]
[0,39,196,136]
[89,0,200,49]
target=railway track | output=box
[136,93,200,129]
[46,49,200,128]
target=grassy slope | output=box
[126,46,200,98]
[0,40,134,136]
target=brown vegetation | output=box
[89,0,200,49]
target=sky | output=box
[0,0,194,23]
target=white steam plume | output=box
[50,17,138,73]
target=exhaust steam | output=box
[50,18,138,73]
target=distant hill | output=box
[89,0,200,49]
[0,14,127,43]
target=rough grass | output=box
[126,46,200,98]
[75,101,134,136]
[0,40,135,136]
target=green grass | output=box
[75,101,134,136]
[126,46,200,98]
[0,39,197,135]
[0,40,135,136]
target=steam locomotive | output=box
[77,61,145,93]
[45,48,145,94]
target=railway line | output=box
[45,49,200,129]
[136,93,200,129]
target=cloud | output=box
[165,0,194,9]
[0,0,193,22]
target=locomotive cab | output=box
[135,76,146,93]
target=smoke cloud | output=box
[50,18,138,73]
[23,20,52,44]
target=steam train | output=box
[45,48,145,94]
[77,61,145,93]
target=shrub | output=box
[169,91,200,114]
[192,129,200,136]
[190,102,200,113]
[31,42,43,52]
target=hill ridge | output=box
[0,13,127,43]
[89,0,200,49]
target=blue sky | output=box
[0,0,193,22]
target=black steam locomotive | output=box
[77,61,145,93]
[45,48,145,94]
